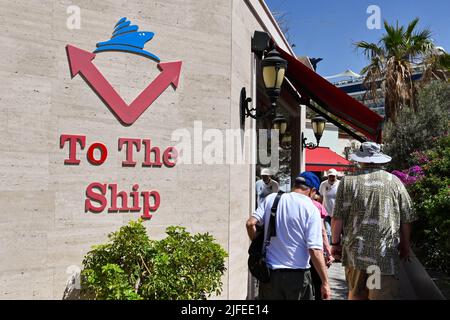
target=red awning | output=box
[305,147,353,172]
[275,45,384,143]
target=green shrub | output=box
[384,81,450,274]
[81,220,228,300]
[383,81,450,170]
[408,135,450,273]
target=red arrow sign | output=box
[66,44,182,125]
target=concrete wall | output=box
[229,0,263,300]
[229,0,301,298]
[0,0,252,299]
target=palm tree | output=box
[355,18,449,122]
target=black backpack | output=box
[248,191,284,283]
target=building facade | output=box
[0,0,384,300]
[0,0,302,299]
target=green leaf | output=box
[80,220,228,300]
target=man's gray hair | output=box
[294,181,311,191]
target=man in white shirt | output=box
[246,174,331,300]
[319,168,340,244]
[255,168,279,206]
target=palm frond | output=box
[356,18,446,122]
[439,53,450,71]
[354,41,384,60]
[405,17,420,37]
[382,21,406,58]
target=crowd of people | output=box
[246,142,416,300]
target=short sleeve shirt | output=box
[252,192,323,269]
[333,169,416,275]
[256,179,279,206]
[312,200,328,219]
[319,180,340,217]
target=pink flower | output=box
[392,170,409,185]
[411,151,430,164]
[392,166,424,186]
[409,165,424,178]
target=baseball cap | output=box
[296,171,321,193]
[261,168,272,176]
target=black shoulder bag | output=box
[248,191,284,283]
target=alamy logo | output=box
[66,17,182,126]
[366,265,381,289]
[366,5,381,30]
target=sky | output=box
[265,0,450,77]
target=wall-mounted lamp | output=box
[261,48,288,107]
[272,113,291,149]
[281,130,292,150]
[272,113,288,135]
[241,47,288,121]
[302,116,327,150]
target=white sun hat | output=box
[350,142,392,164]
[261,168,272,176]
[327,168,338,176]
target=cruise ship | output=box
[326,68,424,117]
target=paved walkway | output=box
[327,258,444,300]
[327,261,420,300]
[247,263,349,300]
[249,258,443,300]
[328,262,348,300]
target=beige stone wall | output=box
[0,0,283,299]
[0,0,235,299]
[228,0,265,300]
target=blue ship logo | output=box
[93,17,160,62]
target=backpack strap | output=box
[263,190,284,255]
[269,190,284,238]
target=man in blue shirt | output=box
[255,168,279,206]
[246,173,331,300]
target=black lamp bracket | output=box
[251,31,273,57]
[302,132,321,150]
[240,87,275,122]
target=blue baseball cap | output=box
[296,172,321,194]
